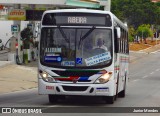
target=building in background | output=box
[0,0,110,45]
[152,0,160,3]
[0,0,110,63]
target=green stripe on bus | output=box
[66,69,100,72]
[53,76,68,78]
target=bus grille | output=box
[56,80,91,82]
[62,86,88,91]
[52,70,99,77]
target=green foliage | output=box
[136,24,153,39]
[129,34,134,42]
[156,2,160,7]
[111,0,160,28]
[129,26,136,42]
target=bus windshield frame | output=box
[40,26,113,69]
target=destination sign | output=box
[42,13,112,26]
[68,17,87,24]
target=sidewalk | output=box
[0,61,12,68]
[0,61,37,94]
[0,49,9,54]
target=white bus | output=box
[38,9,129,104]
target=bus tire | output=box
[48,95,58,104]
[104,96,114,104]
[118,77,126,98]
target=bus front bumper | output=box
[38,79,114,96]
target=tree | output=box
[136,24,153,44]
[128,26,136,42]
[154,25,160,38]
[111,0,160,28]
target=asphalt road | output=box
[0,52,160,115]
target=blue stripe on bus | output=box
[79,77,89,81]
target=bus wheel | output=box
[118,77,126,98]
[104,96,115,104]
[48,95,58,104]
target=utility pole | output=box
[142,30,143,43]
[155,32,157,45]
[13,4,22,63]
[104,0,111,11]
[8,5,22,63]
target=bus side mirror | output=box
[114,27,121,53]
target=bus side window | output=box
[114,27,121,53]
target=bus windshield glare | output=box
[40,27,112,68]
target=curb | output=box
[0,50,9,54]
[139,44,160,53]
[0,61,13,68]
[139,47,153,52]
[129,51,147,54]
[0,51,9,54]
[150,50,160,54]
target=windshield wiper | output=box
[58,26,69,43]
[78,26,95,49]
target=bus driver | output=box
[95,38,108,51]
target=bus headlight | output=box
[94,72,112,84]
[39,70,56,83]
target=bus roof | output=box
[44,9,111,14]
[42,9,128,30]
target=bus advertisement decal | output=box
[114,65,120,71]
[120,56,129,63]
[85,52,111,66]
[44,56,62,62]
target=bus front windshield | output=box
[40,27,112,69]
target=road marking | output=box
[142,75,148,79]
[150,72,154,75]
[129,72,140,78]
[133,79,139,82]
